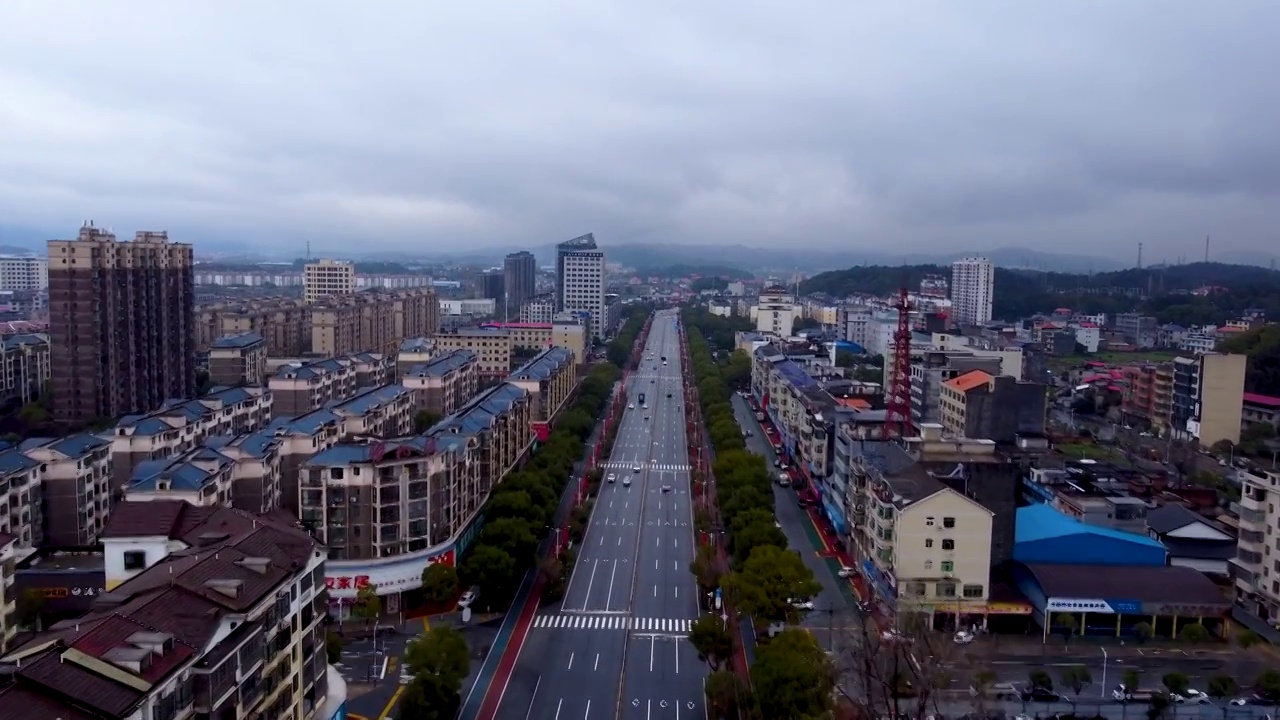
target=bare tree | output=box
[832,609,969,720]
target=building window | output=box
[942,539,955,551]
[940,560,954,573]
[925,516,935,526]
[963,584,984,598]
[923,560,933,570]
[908,582,927,597]
[936,582,957,597]
[925,538,934,548]
[123,550,147,570]
[943,517,956,529]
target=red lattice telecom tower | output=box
[882,286,915,440]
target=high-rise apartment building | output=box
[1170,352,1247,446]
[48,224,195,424]
[504,251,537,312]
[303,258,356,303]
[555,233,606,340]
[479,270,506,313]
[0,256,49,291]
[950,257,994,326]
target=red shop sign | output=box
[324,574,372,591]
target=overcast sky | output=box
[1,1,1277,260]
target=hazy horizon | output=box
[3,1,1279,260]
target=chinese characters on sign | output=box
[324,575,372,591]
[40,587,105,599]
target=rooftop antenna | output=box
[1137,242,1143,270]
[1204,235,1210,264]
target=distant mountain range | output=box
[8,221,1279,275]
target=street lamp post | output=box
[1100,646,1108,699]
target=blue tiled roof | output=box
[776,360,819,392]
[235,431,280,458]
[2,333,48,350]
[0,450,37,475]
[336,384,408,415]
[1015,504,1165,549]
[274,356,347,379]
[130,451,232,492]
[131,417,175,437]
[211,331,264,349]
[48,434,109,459]
[400,337,435,352]
[406,350,476,378]
[282,410,339,435]
[306,435,452,468]
[510,347,573,381]
[429,383,527,439]
[208,386,253,406]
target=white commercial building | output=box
[0,256,48,291]
[303,258,356,303]
[556,233,607,340]
[950,257,994,326]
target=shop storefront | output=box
[820,489,847,535]
[326,512,483,620]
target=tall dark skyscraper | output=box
[479,270,506,310]
[48,223,196,424]
[503,250,537,317]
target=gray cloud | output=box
[0,0,1277,260]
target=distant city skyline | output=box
[3,3,1280,260]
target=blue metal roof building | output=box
[1014,504,1167,567]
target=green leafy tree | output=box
[1162,671,1190,696]
[397,673,461,720]
[484,490,546,529]
[1207,674,1239,699]
[1053,612,1077,639]
[724,545,821,626]
[460,544,519,605]
[1177,622,1210,643]
[689,545,721,593]
[325,631,344,664]
[1237,628,1261,649]
[477,518,540,563]
[420,563,460,607]
[1061,665,1092,696]
[704,670,749,720]
[351,584,381,624]
[1122,669,1141,691]
[750,628,834,719]
[689,614,734,670]
[1133,621,1154,643]
[1029,669,1053,691]
[405,625,471,689]
[1257,669,1280,701]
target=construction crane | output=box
[882,286,914,440]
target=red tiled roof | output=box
[943,370,993,393]
[0,684,99,720]
[71,615,196,685]
[1244,392,1280,408]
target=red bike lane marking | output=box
[476,577,544,719]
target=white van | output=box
[623,476,632,487]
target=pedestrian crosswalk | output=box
[602,461,691,472]
[532,614,694,633]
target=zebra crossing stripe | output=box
[531,615,693,632]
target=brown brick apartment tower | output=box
[48,223,195,424]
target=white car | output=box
[1174,690,1212,704]
[628,403,635,409]
[837,566,856,578]
[1229,698,1249,706]
[790,599,815,611]
[457,587,478,608]
[632,465,642,473]
[953,630,975,645]
[607,473,616,484]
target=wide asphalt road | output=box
[493,309,707,720]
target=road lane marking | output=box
[376,685,405,720]
[594,653,600,671]
[675,643,680,674]
[649,636,656,671]
[582,559,600,608]
[584,700,591,720]
[568,653,574,670]
[555,699,563,720]
[524,676,542,720]
[605,560,618,609]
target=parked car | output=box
[1022,687,1061,703]
[458,586,479,609]
[837,566,856,578]
[790,599,815,611]
[1172,689,1212,704]
[953,630,975,645]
